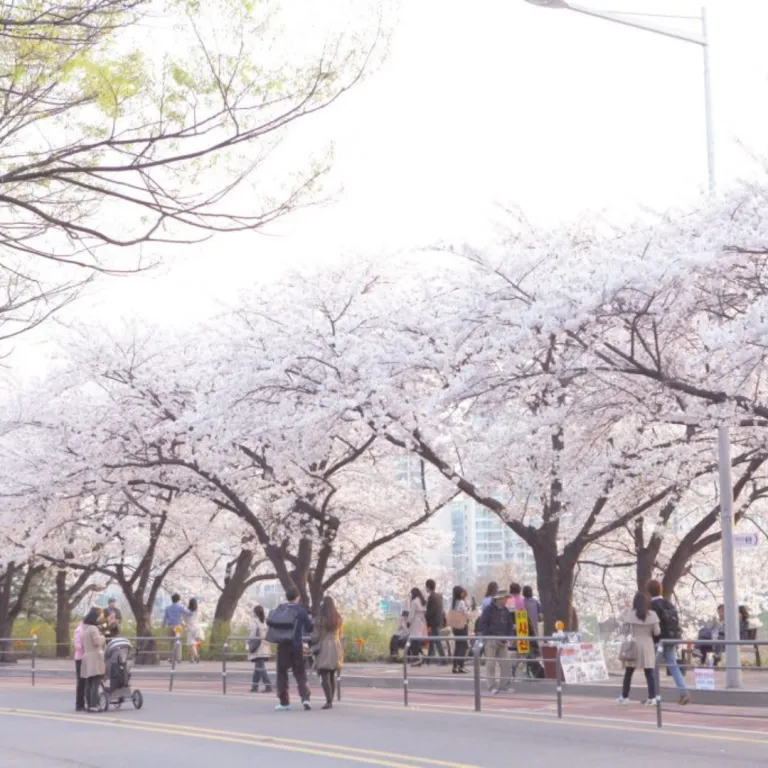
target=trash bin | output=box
[542,644,558,680]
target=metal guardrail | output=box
[653,638,768,728]
[8,632,768,724]
[402,635,565,717]
[220,635,340,701]
[0,634,183,691]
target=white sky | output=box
[11,0,768,368]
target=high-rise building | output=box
[395,454,535,584]
[448,496,536,584]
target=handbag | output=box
[619,635,638,663]
[446,609,469,631]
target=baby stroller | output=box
[97,637,144,711]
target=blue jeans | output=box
[662,645,688,693]
[427,629,446,661]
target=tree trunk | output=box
[209,550,256,652]
[55,570,71,658]
[0,564,14,663]
[124,590,156,665]
[0,563,24,663]
[661,550,692,599]
[529,530,580,635]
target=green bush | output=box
[7,613,399,663]
[341,614,395,662]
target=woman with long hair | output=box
[447,586,471,673]
[248,605,272,693]
[408,587,427,665]
[314,596,343,709]
[618,592,660,706]
[81,607,106,711]
[186,598,202,663]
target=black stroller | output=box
[97,637,144,711]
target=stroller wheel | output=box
[132,690,144,710]
[97,686,109,713]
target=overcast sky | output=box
[12,0,768,371]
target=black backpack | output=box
[654,598,682,640]
[266,603,299,644]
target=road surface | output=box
[2,684,768,767]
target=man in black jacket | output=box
[477,592,515,693]
[425,579,447,665]
[268,588,314,711]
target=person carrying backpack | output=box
[266,587,314,711]
[647,580,690,705]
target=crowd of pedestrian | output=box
[68,579,763,716]
[391,579,543,693]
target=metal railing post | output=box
[336,669,342,701]
[31,636,37,687]
[169,636,178,692]
[473,640,483,712]
[655,644,663,729]
[222,640,229,695]
[556,644,563,719]
[403,640,410,707]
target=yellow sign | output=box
[516,609,530,654]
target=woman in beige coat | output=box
[618,592,660,706]
[313,596,343,710]
[81,607,106,711]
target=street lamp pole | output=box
[524,1,739,688]
[524,1,715,193]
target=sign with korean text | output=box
[733,532,759,550]
[516,609,530,654]
[694,668,715,690]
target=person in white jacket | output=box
[248,605,272,693]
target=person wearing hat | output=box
[476,591,515,694]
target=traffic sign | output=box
[733,532,759,550]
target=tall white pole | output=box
[718,426,741,688]
[701,5,740,687]
[701,6,716,195]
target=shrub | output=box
[341,614,395,662]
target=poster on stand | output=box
[559,643,610,684]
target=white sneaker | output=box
[643,698,660,707]
[616,697,629,705]
[301,699,312,711]
[275,704,290,711]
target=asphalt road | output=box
[3,685,768,767]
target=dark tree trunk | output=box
[0,565,14,663]
[134,607,156,665]
[123,589,156,665]
[209,550,256,650]
[55,570,71,658]
[0,562,39,663]
[529,528,580,635]
[634,518,662,594]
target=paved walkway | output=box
[2,683,768,766]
